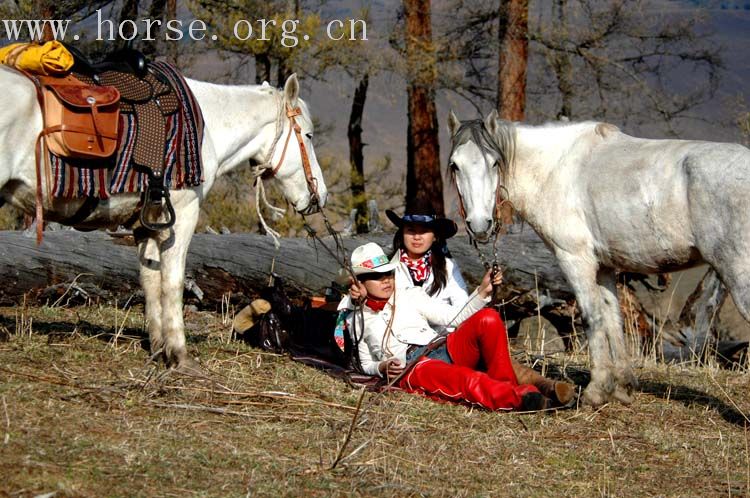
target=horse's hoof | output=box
[582,385,608,407]
[174,356,203,375]
[615,364,639,391]
[612,384,634,405]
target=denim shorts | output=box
[406,342,453,364]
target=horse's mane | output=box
[451,119,516,180]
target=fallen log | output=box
[0,227,574,309]
[0,227,742,362]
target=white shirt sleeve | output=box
[414,287,487,329]
[354,312,387,377]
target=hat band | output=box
[403,214,435,223]
[359,254,390,269]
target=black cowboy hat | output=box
[385,205,458,240]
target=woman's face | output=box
[360,272,395,300]
[402,223,436,259]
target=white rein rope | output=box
[252,91,287,249]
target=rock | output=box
[513,315,566,354]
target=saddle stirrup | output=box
[139,169,176,231]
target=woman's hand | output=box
[349,278,367,301]
[378,358,405,380]
[478,267,503,299]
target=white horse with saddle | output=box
[447,110,750,406]
[0,64,327,369]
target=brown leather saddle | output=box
[45,45,182,230]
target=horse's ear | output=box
[447,110,460,136]
[484,109,499,135]
[284,73,300,106]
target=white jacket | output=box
[351,287,488,377]
[394,251,469,308]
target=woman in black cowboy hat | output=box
[384,204,468,307]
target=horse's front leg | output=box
[157,195,200,368]
[556,253,633,406]
[597,268,638,403]
[138,236,164,359]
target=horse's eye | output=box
[305,133,313,140]
[449,162,458,172]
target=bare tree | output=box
[348,73,370,233]
[189,0,316,87]
[532,0,722,135]
[435,0,721,138]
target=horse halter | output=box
[261,104,320,204]
[452,162,509,242]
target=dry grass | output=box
[1,304,750,497]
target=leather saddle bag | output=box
[39,75,120,159]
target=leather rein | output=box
[451,160,512,305]
[261,104,319,204]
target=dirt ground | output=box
[1,304,750,497]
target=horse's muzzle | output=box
[470,231,492,244]
[466,217,495,243]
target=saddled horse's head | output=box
[447,109,512,242]
[258,74,327,215]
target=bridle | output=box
[251,96,322,247]
[451,156,512,272]
[257,101,319,203]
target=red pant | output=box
[398,308,539,410]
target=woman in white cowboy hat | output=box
[344,242,548,411]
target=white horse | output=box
[0,66,328,369]
[447,110,750,406]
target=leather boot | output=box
[519,391,552,411]
[511,359,577,406]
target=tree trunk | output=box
[117,0,139,50]
[37,0,56,42]
[166,0,177,63]
[277,57,293,87]
[348,73,369,234]
[497,0,528,121]
[404,0,443,216]
[255,53,272,85]
[551,0,573,120]
[142,0,166,57]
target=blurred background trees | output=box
[0,0,742,235]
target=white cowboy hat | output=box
[350,242,398,276]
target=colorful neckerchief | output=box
[401,249,432,286]
[365,296,389,312]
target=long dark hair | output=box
[392,228,451,297]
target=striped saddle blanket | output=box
[46,61,204,199]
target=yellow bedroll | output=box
[0,41,73,75]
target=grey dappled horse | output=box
[447,110,750,406]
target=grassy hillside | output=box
[1,304,749,497]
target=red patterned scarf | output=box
[400,249,432,286]
[365,296,389,312]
